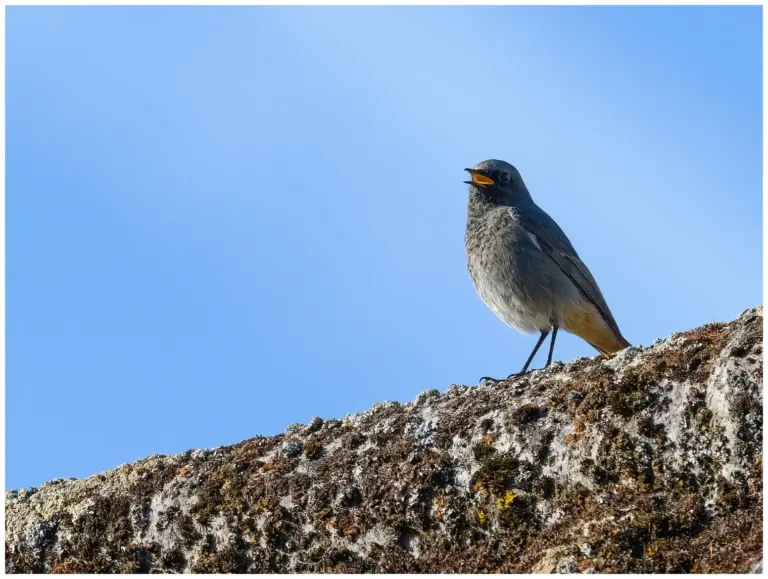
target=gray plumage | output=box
[464,159,630,377]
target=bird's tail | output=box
[563,307,631,357]
[589,334,631,358]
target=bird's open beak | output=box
[464,168,495,188]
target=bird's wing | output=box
[514,206,626,342]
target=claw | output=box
[479,376,501,385]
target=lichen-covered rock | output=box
[6,307,763,573]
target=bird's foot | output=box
[480,371,529,385]
[479,376,502,385]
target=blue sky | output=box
[7,6,761,489]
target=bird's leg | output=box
[545,325,559,367]
[480,330,552,384]
[504,329,550,379]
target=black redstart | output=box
[464,159,631,381]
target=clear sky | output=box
[7,6,761,489]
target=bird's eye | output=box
[498,171,510,184]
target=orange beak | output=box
[464,168,495,188]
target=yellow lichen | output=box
[496,490,517,510]
[476,510,487,526]
[253,497,270,512]
[472,479,489,497]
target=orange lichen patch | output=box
[176,465,193,478]
[433,493,451,521]
[342,524,361,538]
[574,417,586,434]
[50,559,87,574]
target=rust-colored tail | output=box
[563,307,631,357]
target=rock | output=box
[304,417,324,434]
[5,307,763,573]
[567,389,584,404]
[279,440,302,459]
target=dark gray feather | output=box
[515,204,627,344]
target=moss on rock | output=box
[5,307,763,573]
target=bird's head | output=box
[464,159,531,205]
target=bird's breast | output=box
[465,213,549,332]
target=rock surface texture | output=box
[6,307,763,573]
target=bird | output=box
[464,159,630,382]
